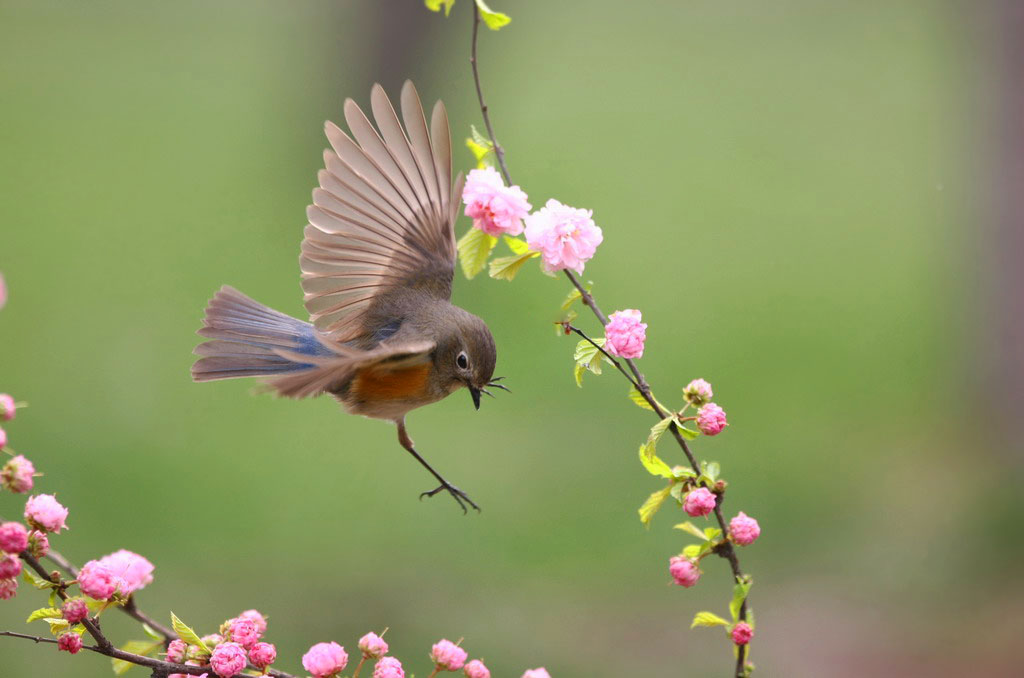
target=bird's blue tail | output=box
[191,286,332,382]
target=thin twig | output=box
[470,4,511,184]
[566,324,642,391]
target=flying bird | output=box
[191,82,504,512]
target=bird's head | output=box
[434,309,504,409]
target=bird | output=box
[191,81,506,512]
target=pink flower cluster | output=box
[524,199,603,274]
[24,494,68,533]
[303,641,348,677]
[603,309,647,359]
[161,610,273,677]
[431,639,467,671]
[462,167,532,236]
[77,549,153,599]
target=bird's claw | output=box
[420,482,481,513]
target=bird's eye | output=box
[456,351,469,370]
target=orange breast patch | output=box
[351,364,432,401]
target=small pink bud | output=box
[302,641,348,677]
[236,609,267,636]
[729,512,761,546]
[373,656,405,678]
[210,641,247,678]
[62,598,89,624]
[166,639,188,664]
[683,379,713,407]
[57,632,83,654]
[2,454,36,493]
[0,554,21,578]
[682,487,716,517]
[603,309,647,359]
[226,617,259,649]
[696,403,728,436]
[464,659,491,678]
[0,427,6,449]
[522,669,552,678]
[0,394,17,422]
[24,494,69,533]
[248,641,276,670]
[358,631,388,659]
[431,639,468,671]
[77,560,117,600]
[27,530,49,558]
[669,556,701,587]
[185,643,211,662]
[731,621,754,645]
[202,634,224,650]
[0,576,17,599]
[0,521,28,554]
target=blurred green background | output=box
[2,0,1021,676]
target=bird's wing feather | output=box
[301,81,461,342]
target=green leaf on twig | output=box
[503,235,530,255]
[46,618,69,635]
[424,0,456,16]
[141,623,163,642]
[489,251,538,281]
[21,568,53,590]
[730,577,753,622]
[638,486,672,527]
[673,521,708,540]
[26,607,63,623]
[691,611,730,628]
[457,227,497,279]
[573,337,607,385]
[628,386,654,411]
[465,125,494,168]
[170,612,209,654]
[112,640,162,676]
[638,445,673,479]
[474,0,511,29]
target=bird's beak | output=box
[469,386,482,410]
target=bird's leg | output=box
[395,418,480,513]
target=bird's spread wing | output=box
[301,81,465,343]
[266,340,436,400]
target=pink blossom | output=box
[729,512,761,546]
[0,427,6,449]
[236,609,267,636]
[0,521,28,553]
[696,403,727,436]
[683,379,713,407]
[62,598,89,624]
[524,199,603,274]
[0,577,17,599]
[302,641,348,677]
[0,554,22,579]
[26,530,49,558]
[683,487,716,517]
[210,641,247,678]
[603,309,647,359]
[0,394,16,421]
[358,631,388,659]
[731,621,754,645]
[431,639,468,671]
[226,617,259,649]
[77,560,117,600]
[166,639,188,664]
[24,494,69,533]
[373,656,405,678]
[2,454,36,493]
[669,556,701,587]
[57,631,83,654]
[465,659,491,678]
[96,549,154,595]
[171,661,208,678]
[0,272,6,310]
[248,642,277,670]
[522,670,552,678]
[462,167,532,237]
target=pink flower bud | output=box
[2,454,36,493]
[604,309,647,359]
[57,631,83,654]
[373,656,405,678]
[248,641,276,669]
[683,487,717,517]
[62,598,89,624]
[27,530,49,558]
[0,394,15,422]
[0,521,28,554]
[669,556,701,587]
[731,621,754,645]
[431,639,468,671]
[696,403,727,436]
[729,512,761,546]
[226,617,259,649]
[524,199,603,274]
[24,494,69,533]
[95,549,154,595]
[358,632,388,659]
[0,576,17,599]
[302,641,348,677]
[77,560,117,600]
[465,659,491,678]
[522,669,552,678]
[166,639,188,664]
[202,634,224,650]
[186,643,211,662]
[236,609,267,636]
[683,379,713,407]
[0,427,6,449]
[463,167,532,237]
[210,641,247,678]
[0,554,21,578]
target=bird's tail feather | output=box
[191,286,331,383]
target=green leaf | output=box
[488,251,538,281]
[457,228,497,279]
[573,338,606,380]
[170,612,209,654]
[672,466,697,479]
[465,137,492,169]
[673,521,709,540]
[704,527,723,541]
[677,425,699,440]
[638,486,672,527]
[474,0,511,29]
[573,362,586,387]
[705,461,721,482]
[46,618,69,635]
[638,445,673,478]
[141,623,163,642]
[628,386,654,411]
[730,578,752,622]
[682,544,702,558]
[425,0,456,16]
[691,611,730,629]
[26,607,63,623]
[48,590,58,607]
[503,235,530,255]
[21,568,53,590]
[561,287,582,310]
[112,640,162,676]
